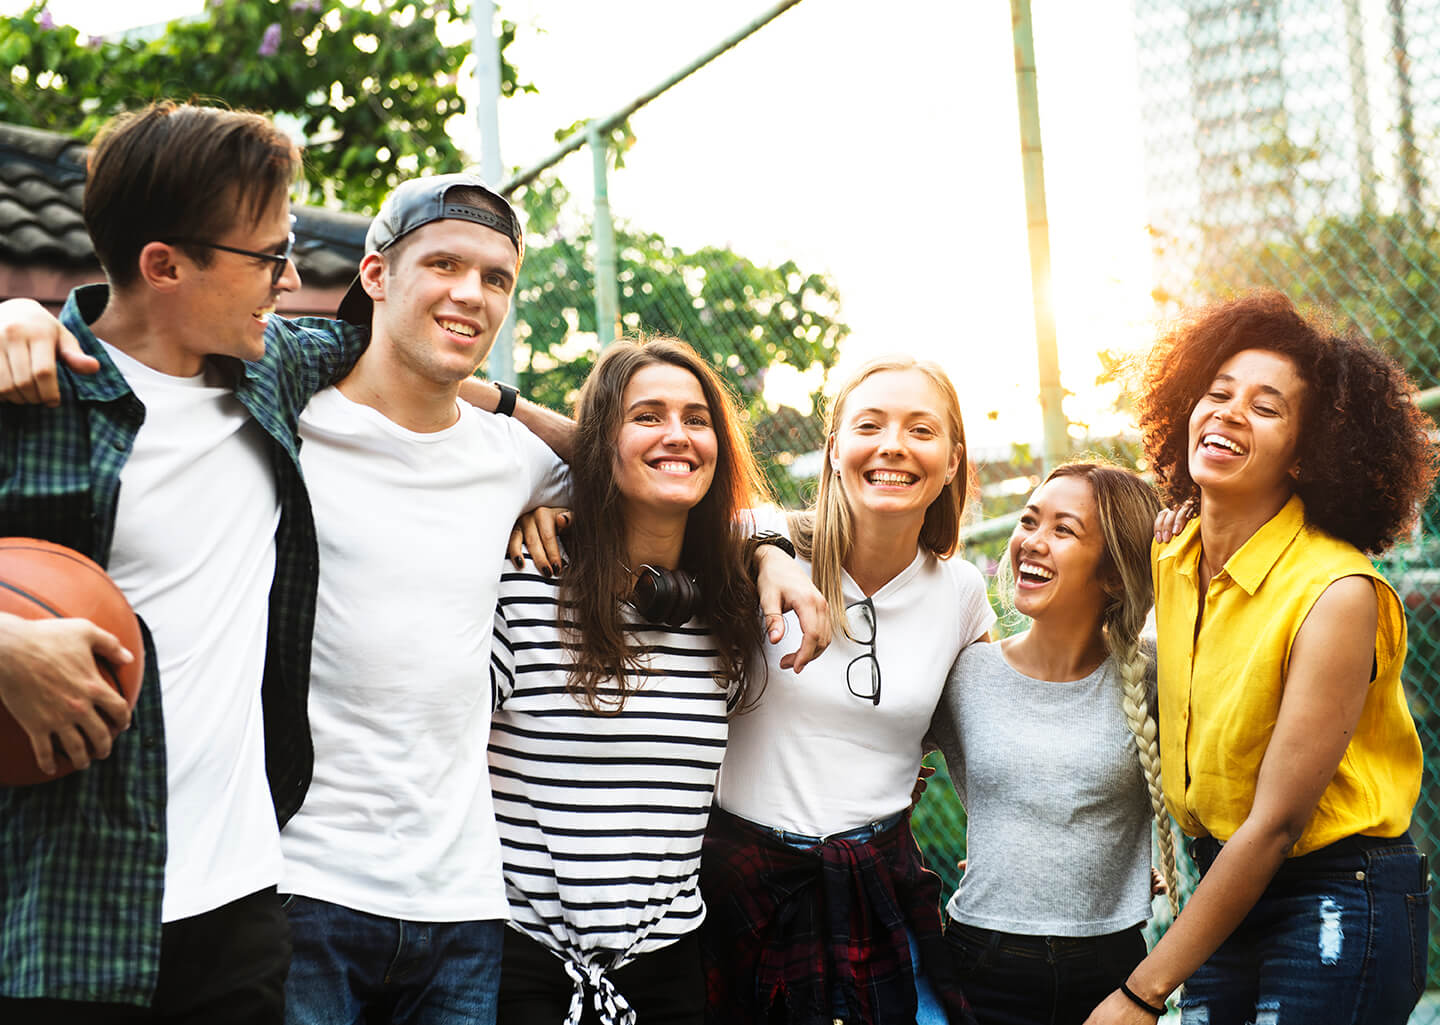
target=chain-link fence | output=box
[496,0,1439,1015]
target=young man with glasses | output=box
[0,102,368,1024]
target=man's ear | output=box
[359,252,386,304]
[136,242,182,293]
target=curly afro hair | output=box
[1137,290,1436,555]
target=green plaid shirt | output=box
[0,285,367,1005]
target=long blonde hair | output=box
[1044,461,1181,917]
[788,356,969,636]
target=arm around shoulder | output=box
[266,317,369,405]
[458,377,575,463]
[0,298,99,405]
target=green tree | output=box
[511,177,848,505]
[3,3,851,499]
[1,0,533,211]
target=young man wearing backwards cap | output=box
[273,173,570,1025]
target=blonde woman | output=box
[931,462,1179,1025]
[700,356,992,1025]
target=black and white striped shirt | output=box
[488,560,729,1016]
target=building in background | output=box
[1133,0,1440,304]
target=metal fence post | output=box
[588,122,619,346]
[471,0,516,384]
[1011,0,1068,473]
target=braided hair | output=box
[1046,462,1181,917]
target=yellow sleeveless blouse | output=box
[1153,494,1421,856]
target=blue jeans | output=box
[944,920,1146,1025]
[282,894,503,1025]
[1179,833,1429,1025]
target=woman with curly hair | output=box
[488,337,774,1025]
[1083,291,1435,1025]
[934,461,1179,1024]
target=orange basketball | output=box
[0,538,145,786]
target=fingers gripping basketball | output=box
[0,539,144,785]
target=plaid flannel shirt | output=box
[0,285,366,1005]
[699,807,977,1025]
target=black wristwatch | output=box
[494,381,518,417]
[750,531,796,559]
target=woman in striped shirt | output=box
[487,337,773,1025]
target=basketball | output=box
[0,539,145,786]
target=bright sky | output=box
[7,0,1157,454]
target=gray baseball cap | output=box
[336,173,524,325]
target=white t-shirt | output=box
[101,343,284,923]
[716,508,995,836]
[279,387,569,922]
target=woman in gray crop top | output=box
[929,462,1179,1025]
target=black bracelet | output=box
[1118,981,1166,1018]
[750,530,796,560]
[494,381,518,417]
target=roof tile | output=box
[0,120,366,285]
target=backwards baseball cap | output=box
[336,172,524,325]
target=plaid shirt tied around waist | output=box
[0,285,366,1005]
[699,806,976,1025]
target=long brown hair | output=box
[563,337,770,713]
[790,355,969,636]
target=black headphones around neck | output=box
[629,565,700,628]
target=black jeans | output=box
[945,920,1146,1025]
[498,928,703,1025]
[0,887,291,1025]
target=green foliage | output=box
[2,0,534,211]
[4,3,851,502]
[1155,117,1440,392]
[553,115,637,171]
[912,751,966,900]
[1191,209,1440,391]
[510,176,848,505]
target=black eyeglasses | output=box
[160,218,297,287]
[845,596,881,706]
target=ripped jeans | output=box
[1179,833,1429,1025]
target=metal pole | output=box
[501,0,806,194]
[472,0,516,384]
[1012,0,1068,473]
[589,122,619,346]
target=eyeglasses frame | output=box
[159,215,298,287]
[844,595,881,706]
